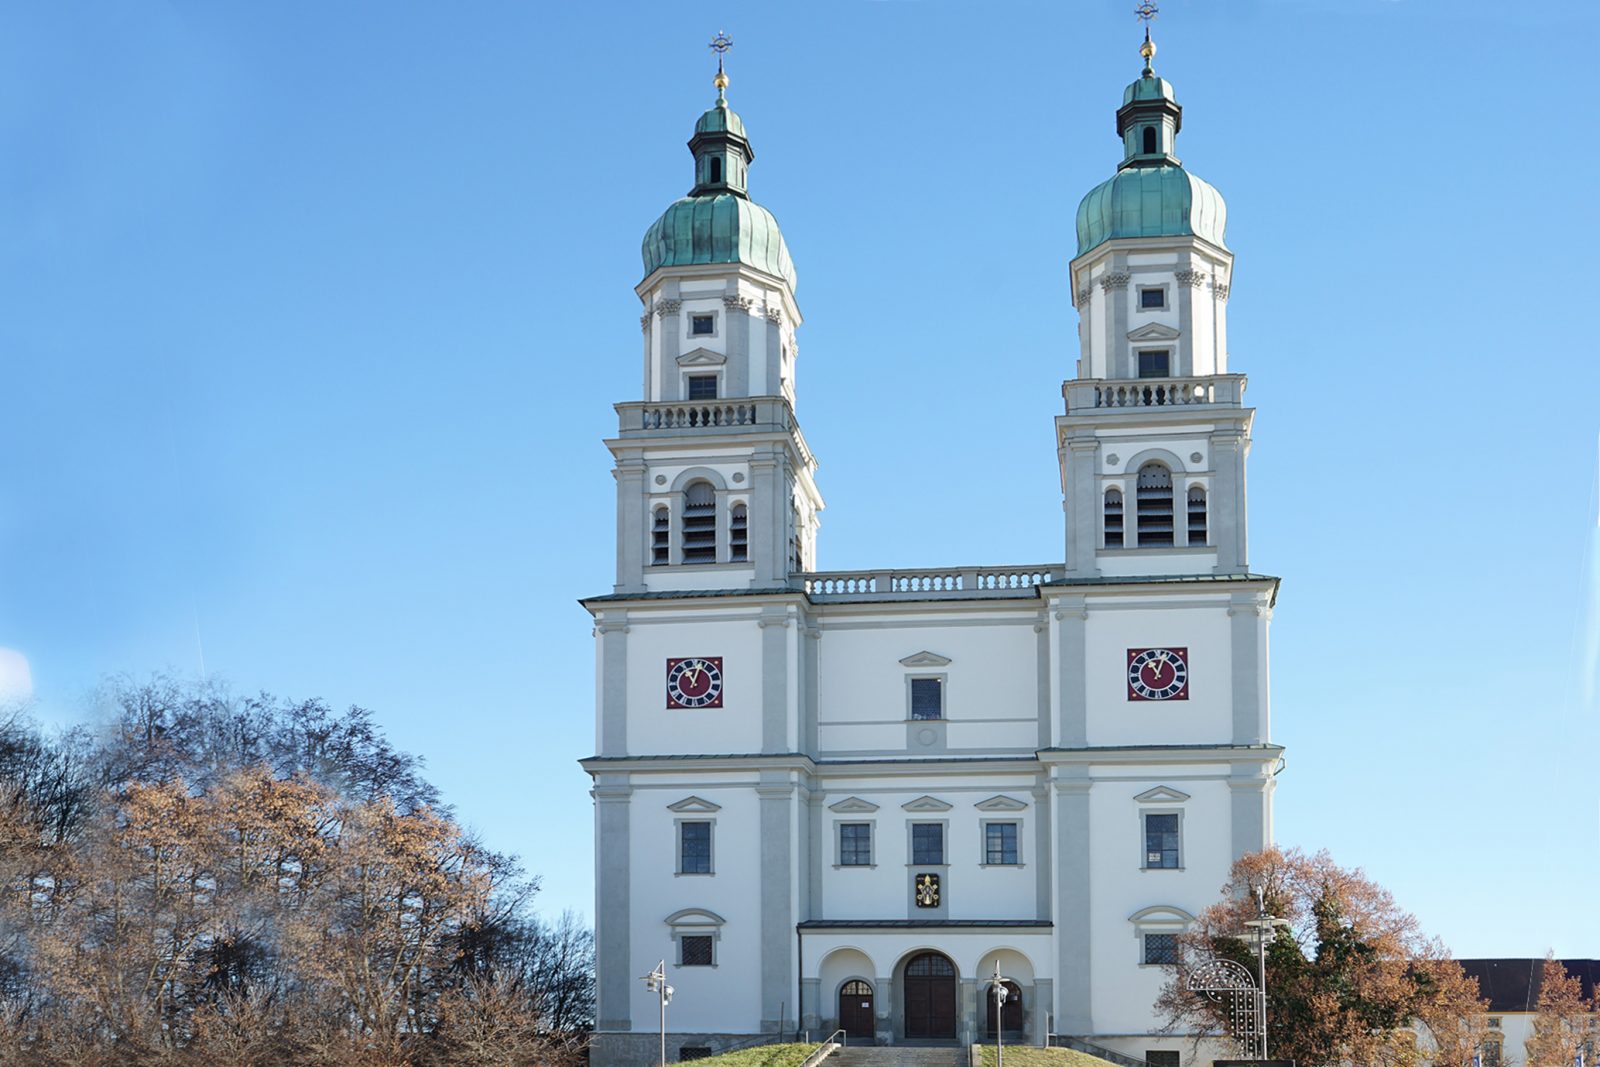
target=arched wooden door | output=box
[903,952,957,1039]
[839,980,874,1040]
[984,980,1023,1036]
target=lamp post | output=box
[989,960,1010,1067]
[1240,886,1290,1061]
[642,960,674,1067]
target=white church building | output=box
[582,32,1282,1066]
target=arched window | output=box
[1186,486,1207,546]
[682,482,717,563]
[652,506,670,565]
[710,157,723,184]
[1104,488,1124,548]
[1136,462,1174,546]
[729,504,748,562]
[1142,126,1158,154]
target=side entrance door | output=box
[839,980,874,1040]
[903,953,956,1039]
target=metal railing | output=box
[798,1029,846,1067]
[1048,1034,1147,1067]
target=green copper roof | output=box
[640,96,796,288]
[1076,164,1227,256]
[642,194,796,288]
[1124,75,1176,104]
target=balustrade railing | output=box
[803,565,1059,598]
[1063,374,1245,413]
[617,396,795,434]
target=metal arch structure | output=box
[1186,957,1264,1060]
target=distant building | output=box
[582,30,1278,1067]
[1456,959,1600,1066]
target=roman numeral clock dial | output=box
[666,657,724,709]
[1127,647,1189,701]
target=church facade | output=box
[582,34,1281,1066]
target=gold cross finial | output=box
[1135,2,1158,74]
[709,31,733,99]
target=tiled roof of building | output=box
[1457,958,1600,1013]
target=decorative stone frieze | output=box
[639,313,650,331]
[1076,285,1093,304]
[655,299,683,318]
[1175,269,1207,288]
[723,294,756,311]
[764,305,783,324]
[1211,283,1230,301]
[1098,271,1132,292]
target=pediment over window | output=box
[676,347,727,367]
[902,795,953,812]
[974,794,1028,812]
[1126,322,1181,342]
[828,796,880,814]
[1128,905,1196,926]
[667,795,723,813]
[899,651,952,668]
[665,908,726,928]
[1133,786,1191,804]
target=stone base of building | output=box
[590,1031,781,1067]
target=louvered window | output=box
[1187,486,1207,545]
[729,504,748,562]
[1136,463,1174,546]
[682,482,717,563]
[652,506,670,565]
[1104,488,1124,548]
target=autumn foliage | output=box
[0,678,593,1066]
[1157,847,1487,1067]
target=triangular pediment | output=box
[1133,786,1191,804]
[828,796,880,814]
[975,794,1029,812]
[902,795,953,813]
[676,347,727,367]
[1125,322,1181,342]
[898,651,952,668]
[667,795,723,813]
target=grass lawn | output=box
[690,1042,819,1067]
[976,1045,1121,1067]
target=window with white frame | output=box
[910,823,944,865]
[1130,906,1194,968]
[665,908,724,968]
[681,481,717,563]
[1186,486,1207,545]
[984,821,1020,865]
[686,374,718,400]
[678,820,712,875]
[1104,487,1125,548]
[1143,812,1181,869]
[729,503,748,562]
[652,506,670,565]
[1142,932,1179,965]
[1136,462,1175,546]
[909,677,943,720]
[689,313,715,336]
[838,822,872,867]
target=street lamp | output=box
[642,960,674,1067]
[989,960,1011,1067]
[1240,886,1290,1061]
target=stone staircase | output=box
[828,1047,969,1067]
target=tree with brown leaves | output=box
[1526,952,1596,1067]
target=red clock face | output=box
[666,657,723,709]
[1127,647,1189,701]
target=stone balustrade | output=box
[803,565,1059,599]
[1063,374,1246,413]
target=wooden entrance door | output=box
[985,980,1023,1036]
[839,980,874,1040]
[903,953,956,1039]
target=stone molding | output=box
[667,795,723,813]
[1133,785,1192,804]
[764,305,784,324]
[901,795,953,812]
[1075,285,1093,304]
[898,650,952,668]
[1211,282,1230,300]
[723,294,756,312]
[1174,269,1207,288]
[974,794,1028,812]
[655,299,683,319]
[639,312,650,331]
[1098,271,1132,292]
[828,796,880,814]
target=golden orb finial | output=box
[709,31,733,101]
[1135,2,1158,75]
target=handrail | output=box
[1049,1034,1146,1067]
[798,1029,845,1067]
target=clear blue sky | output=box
[3,1,1596,956]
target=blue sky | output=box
[3,0,1596,956]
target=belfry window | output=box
[652,506,670,565]
[687,374,718,400]
[729,504,748,562]
[1142,126,1158,154]
[1104,488,1124,548]
[1138,350,1171,378]
[709,157,722,184]
[1136,463,1175,547]
[682,482,717,563]
[690,314,715,336]
[1186,486,1207,545]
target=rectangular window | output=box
[1481,1041,1502,1067]
[839,823,872,866]
[680,935,713,966]
[909,677,943,720]
[1486,1018,1501,1029]
[1145,1052,1179,1067]
[911,823,944,865]
[1138,350,1171,378]
[984,822,1019,865]
[1143,933,1178,965]
[687,374,718,400]
[1144,813,1180,869]
[679,821,711,874]
[1139,287,1167,310]
[690,314,715,336]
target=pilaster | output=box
[1228,592,1269,744]
[757,771,795,1033]
[597,611,629,756]
[1052,771,1092,1034]
[1054,595,1089,748]
[1210,427,1248,573]
[614,456,648,593]
[1228,765,1270,861]
[1062,434,1101,576]
[593,774,633,1032]
[749,446,786,585]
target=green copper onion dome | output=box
[641,85,796,289]
[1075,32,1227,257]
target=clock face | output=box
[914,872,941,908]
[666,657,724,709]
[1127,647,1189,701]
